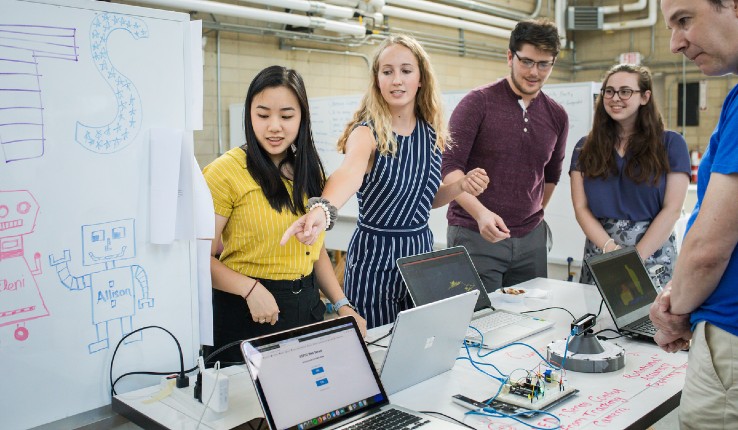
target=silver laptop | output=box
[585,246,660,339]
[397,246,554,350]
[240,317,466,430]
[370,290,478,395]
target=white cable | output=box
[195,361,221,430]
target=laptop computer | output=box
[370,290,478,395]
[397,246,554,350]
[240,316,466,430]
[585,246,660,339]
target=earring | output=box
[291,143,297,153]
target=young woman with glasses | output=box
[570,63,691,286]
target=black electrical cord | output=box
[419,411,475,429]
[110,325,188,396]
[596,298,605,317]
[202,340,246,366]
[365,327,393,347]
[593,328,626,340]
[521,306,576,322]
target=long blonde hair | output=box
[337,34,448,155]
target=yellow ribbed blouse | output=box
[203,147,324,280]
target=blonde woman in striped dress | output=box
[282,36,488,328]
[203,66,365,363]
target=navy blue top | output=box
[569,130,690,221]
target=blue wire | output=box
[458,324,572,428]
[466,408,562,429]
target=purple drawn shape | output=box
[0,24,78,163]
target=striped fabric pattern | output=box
[344,119,442,328]
[203,147,323,281]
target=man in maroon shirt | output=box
[442,19,569,292]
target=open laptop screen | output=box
[397,246,491,312]
[586,247,659,320]
[241,318,387,430]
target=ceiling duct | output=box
[567,6,603,30]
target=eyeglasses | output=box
[513,52,556,71]
[601,88,641,100]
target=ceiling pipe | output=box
[387,0,517,28]
[437,0,541,21]
[130,0,368,36]
[236,0,357,19]
[602,0,656,31]
[382,5,511,39]
[601,0,646,15]
[554,0,567,48]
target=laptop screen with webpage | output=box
[241,318,388,430]
[397,246,492,312]
[586,247,659,326]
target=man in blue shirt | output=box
[651,0,738,427]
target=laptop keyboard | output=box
[467,311,526,337]
[345,408,431,430]
[629,319,658,336]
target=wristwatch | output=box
[333,297,356,313]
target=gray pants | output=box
[448,222,548,293]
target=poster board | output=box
[541,82,600,265]
[0,1,199,428]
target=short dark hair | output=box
[509,19,561,57]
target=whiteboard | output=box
[542,82,600,265]
[230,85,597,259]
[1,1,198,428]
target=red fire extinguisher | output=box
[690,150,701,183]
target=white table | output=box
[378,278,687,429]
[113,278,687,429]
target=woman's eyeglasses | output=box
[601,88,641,100]
[513,52,555,71]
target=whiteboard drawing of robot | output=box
[48,218,154,354]
[0,190,48,341]
[75,13,147,154]
[0,24,79,163]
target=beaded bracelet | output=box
[243,279,259,300]
[307,197,338,231]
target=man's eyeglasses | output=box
[513,52,555,71]
[601,88,642,100]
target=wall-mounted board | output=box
[1,1,199,428]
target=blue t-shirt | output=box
[569,130,690,221]
[687,85,738,337]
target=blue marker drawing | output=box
[75,13,147,154]
[48,219,154,354]
[0,24,78,163]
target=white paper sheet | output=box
[197,239,214,345]
[189,20,203,130]
[175,132,195,240]
[150,128,183,244]
[192,155,215,239]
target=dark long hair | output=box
[242,65,325,214]
[577,64,669,185]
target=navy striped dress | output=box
[344,119,442,328]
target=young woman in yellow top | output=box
[203,66,365,363]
